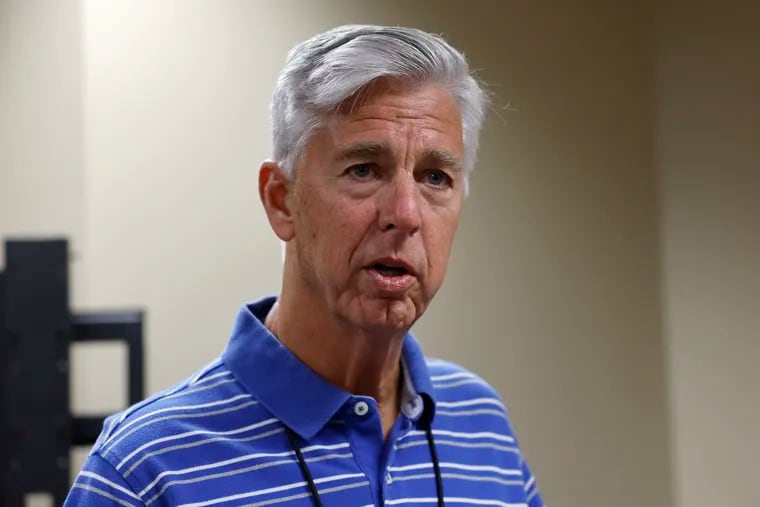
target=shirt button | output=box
[403,395,423,418]
[354,401,369,416]
[386,471,393,485]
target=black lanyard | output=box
[285,424,444,507]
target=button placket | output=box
[383,430,404,502]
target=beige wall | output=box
[1,1,84,505]
[656,3,760,506]
[12,2,748,506]
[0,0,84,300]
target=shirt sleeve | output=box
[64,452,145,507]
[521,456,546,507]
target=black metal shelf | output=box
[0,239,145,506]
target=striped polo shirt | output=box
[65,297,544,506]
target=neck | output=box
[265,283,406,438]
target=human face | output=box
[288,80,465,333]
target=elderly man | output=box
[65,25,544,506]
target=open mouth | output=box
[373,263,409,277]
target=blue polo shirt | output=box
[65,297,544,506]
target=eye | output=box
[348,163,375,179]
[424,169,452,187]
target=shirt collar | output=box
[222,296,436,440]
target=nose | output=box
[377,173,422,235]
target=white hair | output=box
[270,24,489,194]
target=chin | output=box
[355,297,420,333]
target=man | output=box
[65,25,544,506]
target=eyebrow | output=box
[335,141,390,162]
[335,141,464,173]
[421,148,464,174]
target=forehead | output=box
[324,80,464,154]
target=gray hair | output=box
[270,24,489,193]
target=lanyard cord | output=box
[285,426,324,507]
[285,424,444,507]
[425,424,445,507]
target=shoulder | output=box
[426,357,505,406]
[90,358,267,478]
[426,358,521,443]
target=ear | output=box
[259,161,295,242]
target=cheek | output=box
[318,201,374,268]
[428,239,453,275]
[424,211,460,273]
